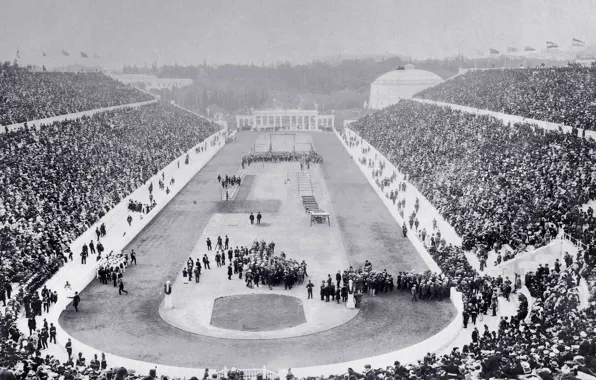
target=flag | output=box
[61,50,70,56]
[81,52,88,58]
[546,41,558,49]
[16,48,20,59]
[93,53,100,59]
[475,49,485,56]
[489,48,500,55]
[572,38,585,47]
[524,46,536,52]
[42,51,47,57]
[507,47,518,53]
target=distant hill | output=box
[130,54,571,116]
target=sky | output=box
[1,0,596,68]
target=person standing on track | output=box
[49,323,57,344]
[306,280,314,299]
[65,338,73,359]
[118,279,129,295]
[68,292,81,312]
[194,265,200,283]
[130,249,137,265]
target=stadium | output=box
[1,1,596,380]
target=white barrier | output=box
[15,128,226,378]
[1,99,158,134]
[412,98,596,140]
[341,128,463,251]
[483,239,577,279]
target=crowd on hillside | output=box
[349,100,596,265]
[415,64,596,131]
[0,102,221,299]
[0,68,153,125]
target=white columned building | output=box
[236,109,334,131]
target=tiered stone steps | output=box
[296,172,313,197]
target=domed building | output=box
[368,64,443,109]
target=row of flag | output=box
[487,38,586,55]
[15,49,100,59]
[58,50,99,58]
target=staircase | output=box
[296,172,313,196]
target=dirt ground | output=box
[59,131,455,370]
[210,294,306,331]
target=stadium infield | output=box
[59,131,455,370]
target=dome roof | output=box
[372,64,443,85]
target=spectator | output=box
[349,100,596,263]
[416,63,596,131]
[0,66,153,126]
[0,101,220,298]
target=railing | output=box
[215,367,278,380]
[561,232,589,252]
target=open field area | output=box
[59,132,455,370]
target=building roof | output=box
[372,64,443,85]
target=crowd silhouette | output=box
[0,67,153,125]
[416,64,596,131]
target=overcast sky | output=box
[2,0,595,68]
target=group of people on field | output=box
[241,151,323,167]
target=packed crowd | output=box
[241,151,323,166]
[349,100,596,261]
[220,240,307,290]
[0,101,221,299]
[415,64,596,131]
[96,249,135,295]
[317,261,452,306]
[0,67,153,125]
[184,237,308,289]
[217,174,241,189]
